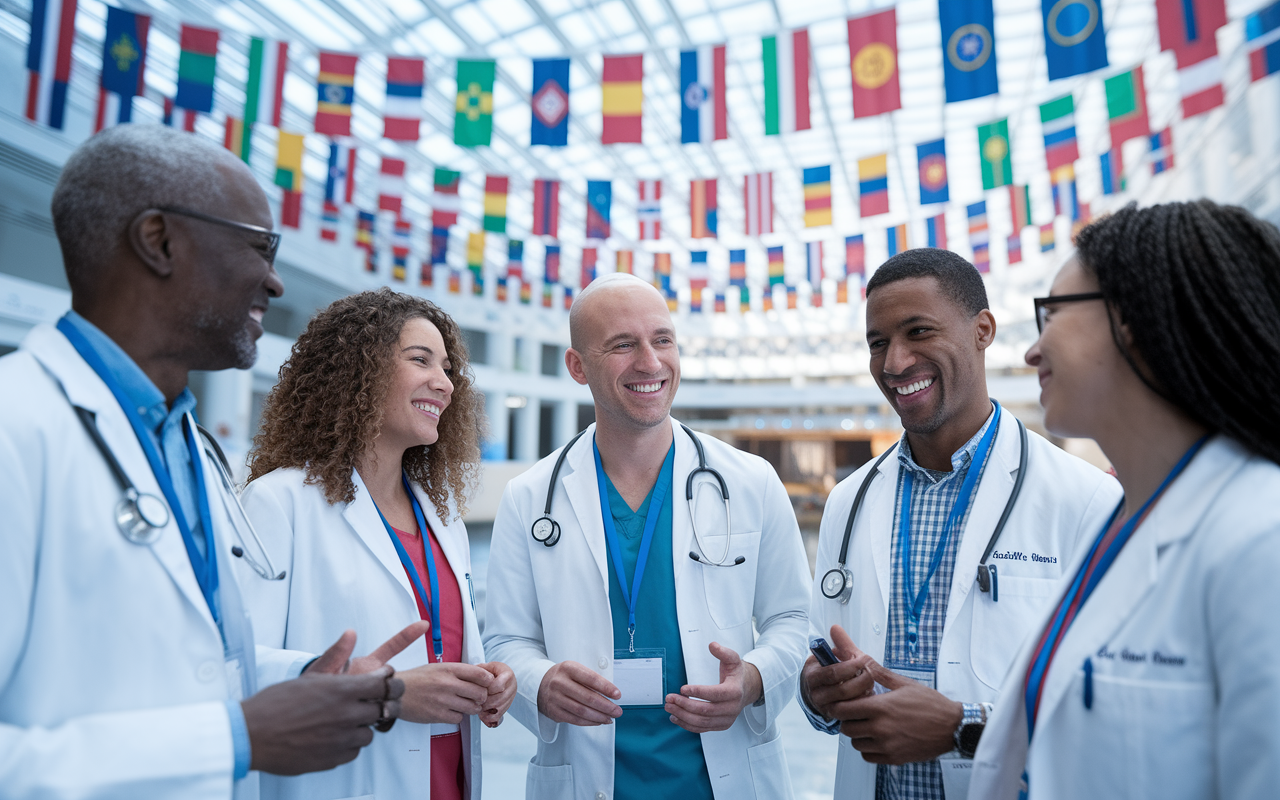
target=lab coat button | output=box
[873,623,882,635]
[196,661,219,682]
[596,793,608,800]
[598,656,608,669]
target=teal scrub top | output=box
[602,444,715,800]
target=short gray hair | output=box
[569,272,665,350]
[51,125,237,291]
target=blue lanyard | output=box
[898,402,1002,654]
[58,317,220,625]
[373,473,444,662]
[1022,435,1208,739]
[594,439,673,653]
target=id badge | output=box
[224,658,245,702]
[875,664,935,695]
[612,648,665,707]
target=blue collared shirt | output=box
[61,311,251,780]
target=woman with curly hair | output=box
[236,288,515,800]
[970,200,1280,799]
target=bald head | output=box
[51,124,259,294]
[569,272,669,351]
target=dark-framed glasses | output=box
[157,206,281,265]
[1033,292,1105,333]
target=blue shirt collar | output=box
[898,402,996,483]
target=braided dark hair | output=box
[1074,201,1280,464]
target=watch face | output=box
[958,723,984,757]
[532,518,555,541]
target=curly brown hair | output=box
[247,288,484,519]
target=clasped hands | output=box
[537,641,762,734]
[801,624,964,765]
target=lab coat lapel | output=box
[868,449,901,614]
[343,469,417,605]
[560,423,610,594]
[670,418,697,589]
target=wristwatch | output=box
[954,702,991,759]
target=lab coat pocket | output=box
[525,761,573,800]
[698,531,761,629]
[970,576,1059,689]
[746,735,795,800]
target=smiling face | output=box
[865,276,994,435]
[376,316,455,453]
[566,281,679,432]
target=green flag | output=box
[454,60,496,147]
[978,118,1012,190]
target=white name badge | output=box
[612,651,665,707]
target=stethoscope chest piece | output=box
[821,566,854,604]
[116,488,170,545]
[531,515,560,547]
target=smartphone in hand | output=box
[810,637,840,667]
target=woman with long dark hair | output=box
[970,200,1280,799]
[236,289,515,800]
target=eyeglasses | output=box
[157,206,281,266]
[1033,292,1105,333]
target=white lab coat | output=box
[236,467,486,800]
[0,323,310,800]
[806,411,1121,799]
[969,436,1280,800]
[482,418,811,800]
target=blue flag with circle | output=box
[940,0,999,102]
[1041,0,1109,80]
[531,58,570,146]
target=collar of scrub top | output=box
[897,400,1002,655]
[1022,434,1209,739]
[593,437,674,654]
[372,472,444,662]
[56,314,220,626]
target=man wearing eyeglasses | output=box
[799,248,1121,800]
[0,125,426,799]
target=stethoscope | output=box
[820,415,1028,604]
[70,403,286,581]
[531,423,745,567]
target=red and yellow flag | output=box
[847,8,901,118]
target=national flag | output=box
[581,247,598,288]
[729,249,747,287]
[467,232,485,295]
[845,235,866,277]
[95,7,149,133]
[483,175,508,233]
[431,226,449,266]
[1040,223,1056,253]
[1074,202,1092,236]
[916,139,949,205]
[432,169,462,228]
[1150,128,1175,174]
[887,223,909,257]
[689,251,709,311]
[564,286,575,311]
[926,213,947,249]
[1007,232,1023,264]
[175,25,218,113]
[455,59,496,147]
[690,179,718,238]
[25,0,78,129]
[802,166,834,227]
[379,158,406,215]
[654,252,672,292]
[384,57,424,141]
[602,54,643,144]
[244,38,287,129]
[320,200,340,242]
[586,180,612,239]
[392,218,412,281]
[505,240,525,301]
[714,293,726,313]
[744,172,774,236]
[325,142,357,205]
[223,117,248,162]
[1100,148,1123,194]
[941,0,999,102]
[1042,0,1109,80]
[274,131,304,193]
[280,190,301,230]
[1009,184,1032,231]
[1247,3,1280,82]
[450,271,462,295]
[1156,0,1227,65]
[617,250,634,273]
[762,287,774,312]
[762,28,811,135]
[162,96,175,126]
[806,240,823,289]
[316,52,357,135]
[638,180,662,239]
[1051,164,1079,220]
[531,58,571,146]
[1040,94,1079,170]
[767,246,785,285]
[532,179,560,237]
[1106,66,1150,146]
[542,247,558,305]
[968,201,990,272]
[1178,52,1224,117]
[836,279,851,304]
[680,45,727,143]
[857,156,889,218]
[520,277,531,304]
[786,284,798,310]
[978,118,1013,189]
[356,210,376,272]
[848,8,901,118]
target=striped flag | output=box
[531,58,571,146]
[1040,223,1056,253]
[638,180,661,240]
[379,158,406,215]
[392,218,412,281]
[325,143,356,205]
[432,169,461,228]
[803,166,833,227]
[714,293,726,314]
[744,172,774,236]
[602,55,643,144]
[95,7,149,133]
[175,25,218,114]
[431,226,449,266]
[1009,184,1031,231]
[767,246,785,285]
[836,279,850,304]
[455,60,496,147]
[846,235,866,277]
[25,0,78,130]
[244,38,287,129]
[581,247,598,288]
[680,45,727,143]
[507,240,527,301]
[356,210,376,272]
[483,175,508,233]
[542,246,560,307]
[1100,148,1123,195]
[690,179,718,238]
[762,28,811,135]
[848,8,901,118]
[654,252,672,292]
[1150,128,1175,174]
[1178,52,1224,116]
[223,117,248,162]
[467,232,485,295]
[1156,0,1227,64]
[616,250,634,274]
[786,284,798,309]
[1040,95,1079,171]
[916,139,949,205]
[1106,66,1150,146]
[384,57,424,141]
[806,241,823,305]
[449,270,462,295]
[968,201,990,272]
[1007,232,1023,264]
[729,249,747,287]
[564,286,575,311]
[1051,164,1079,220]
[886,224,909,257]
[532,179,560,237]
[316,52,357,136]
[926,213,947,249]
[280,190,301,230]
[1248,3,1280,81]
[586,180,612,239]
[689,251,709,311]
[274,132,304,193]
[320,200,340,242]
[978,118,1012,190]
[857,156,888,217]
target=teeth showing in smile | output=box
[412,401,441,418]
[627,382,664,394]
[895,378,934,396]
